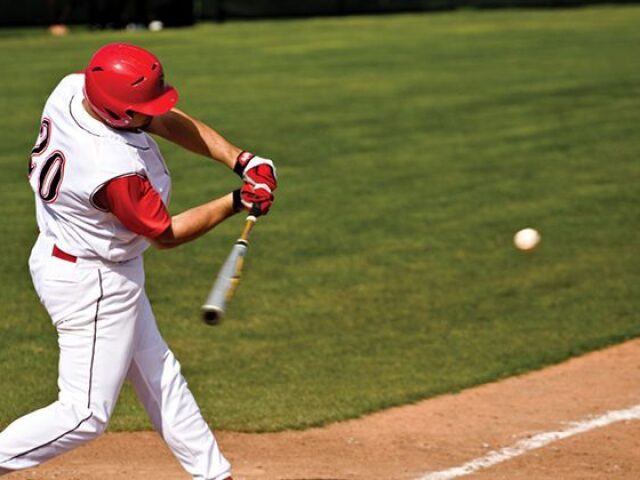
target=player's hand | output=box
[233,151,278,191]
[233,183,274,216]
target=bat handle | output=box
[239,215,257,242]
[239,204,260,241]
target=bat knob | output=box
[202,307,224,326]
[249,204,262,217]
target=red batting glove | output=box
[232,183,274,216]
[233,151,278,191]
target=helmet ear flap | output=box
[83,84,134,127]
[104,108,122,121]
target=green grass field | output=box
[0,6,639,432]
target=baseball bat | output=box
[201,213,258,325]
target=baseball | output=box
[514,228,540,251]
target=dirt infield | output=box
[7,339,640,480]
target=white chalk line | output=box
[416,404,640,480]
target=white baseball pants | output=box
[0,235,231,480]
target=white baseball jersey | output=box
[28,73,171,262]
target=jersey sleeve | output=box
[103,175,171,239]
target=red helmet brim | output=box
[130,85,179,117]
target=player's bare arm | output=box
[147,108,241,169]
[150,180,274,249]
[93,178,271,250]
[151,193,236,249]
[147,109,279,193]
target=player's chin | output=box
[120,113,154,131]
[137,116,154,130]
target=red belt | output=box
[52,245,77,263]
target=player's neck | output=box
[81,99,143,132]
[82,98,106,124]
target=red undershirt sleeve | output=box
[103,175,171,239]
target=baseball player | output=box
[0,43,277,480]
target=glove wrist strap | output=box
[233,151,255,177]
[232,189,243,212]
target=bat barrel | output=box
[202,305,224,325]
[200,241,248,325]
[200,213,258,326]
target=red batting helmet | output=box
[84,43,178,128]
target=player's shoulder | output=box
[46,73,152,170]
[58,80,151,153]
[48,73,84,103]
[59,72,84,89]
